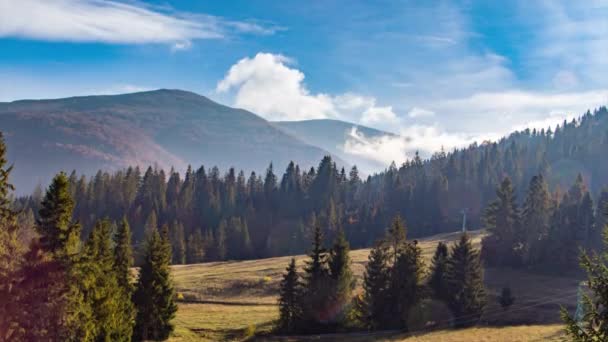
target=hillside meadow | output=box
[168,230,577,341]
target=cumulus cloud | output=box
[0,0,276,49]
[217,53,397,123]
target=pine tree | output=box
[301,221,330,330]
[389,241,425,330]
[429,242,449,300]
[387,215,407,263]
[83,219,134,341]
[0,131,22,340]
[37,172,82,261]
[133,228,177,341]
[482,177,521,266]
[359,241,390,330]
[115,216,134,293]
[445,233,486,328]
[170,221,186,264]
[278,258,302,333]
[328,229,355,324]
[521,175,551,265]
[114,216,136,340]
[561,210,608,340]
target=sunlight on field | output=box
[168,230,573,341]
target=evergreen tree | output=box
[278,258,302,333]
[387,215,407,263]
[115,216,134,293]
[37,172,82,260]
[328,229,355,324]
[84,219,134,341]
[429,242,449,300]
[359,241,390,330]
[301,221,330,330]
[170,221,186,264]
[113,216,136,340]
[133,228,177,341]
[388,241,425,330]
[481,177,521,266]
[521,175,551,265]
[445,234,486,328]
[0,131,22,340]
[561,210,608,340]
[186,230,205,264]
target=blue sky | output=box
[1,0,607,165]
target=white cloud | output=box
[342,126,498,167]
[0,0,276,49]
[217,53,398,124]
[407,107,435,118]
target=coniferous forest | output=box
[2,106,608,340]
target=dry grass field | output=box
[168,230,578,341]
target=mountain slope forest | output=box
[11,106,608,263]
[0,89,343,194]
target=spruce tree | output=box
[359,241,390,330]
[387,215,407,263]
[0,131,22,340]
[37,172,82,260]
[389,241,425,330]
[561,210,608,340]
[445,233,486,328]
[133,228,177,341]
[278,258,302,333]
[301,221,330,330]
[114,216,136,340]
[83,219,134,341]
[429,242,449,300]
[481,177,521,266]
[170,220,186,264]
[521,175,551,265]
[328,229,355,324]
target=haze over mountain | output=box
[273,119,397,174]
[1,89,348,194]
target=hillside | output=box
[0,89,340,194]
[168,230,575,341]
[273,119,396,174]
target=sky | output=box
[1,0,607,166]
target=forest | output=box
[2,106,608,341]
[11,106,608,265]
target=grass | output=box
[168,230,577,341]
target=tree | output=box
[0,131,23,340]
[387,215,407,263]
[170,221,186,264]
[84,219,134,341]
[278,258,302,333]
[429,242,449,300]
[561,210,608,340]
[300,221,330,330]
[481,177,521,266]
[328,229,355,324]
[114,216,137,340]
[445,233,486,328]
[359,241,390,330]
[498,287,515,310]
[389,241,425,330]
[37,172,82,261]
[521,175,551,265]
[133,228,177,341]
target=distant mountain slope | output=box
[273,119,396,174]
[0,89,339,193]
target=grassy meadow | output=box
[168,230,577,341]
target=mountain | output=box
[0,89,341,194]
[273,119,396,174]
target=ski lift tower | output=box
[461,208,468,233]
